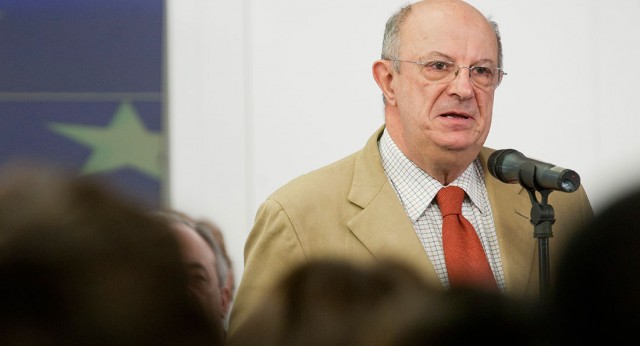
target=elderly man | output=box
[227,1,593,342]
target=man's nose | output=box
[447,66,475,99]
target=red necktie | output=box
[437,186,497,290]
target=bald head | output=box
[382,0,502,70]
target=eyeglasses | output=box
[384,58,507,89]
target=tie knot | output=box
[436,186,465,216]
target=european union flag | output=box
[0,0,165,207]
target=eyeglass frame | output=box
[383,58,507,89]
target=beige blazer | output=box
[226,125,594,341]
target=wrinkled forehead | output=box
[401,1,498,62]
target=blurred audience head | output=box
[550,188,640,344]
[154,210,229,324]
[367,286,546,345]
[231,257,438,346]
[0,162,223,345]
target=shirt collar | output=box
[379,128,488,221]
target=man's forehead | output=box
[399,6,497,60]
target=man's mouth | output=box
[440,113,470,119]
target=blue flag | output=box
[0,0,165,207]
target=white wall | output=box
[167,0,640,290]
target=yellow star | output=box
[49,101,164,180]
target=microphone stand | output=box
[518,162,556,301]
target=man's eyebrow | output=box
[421,51,496,65]
[422,51,454,61]
[472,58,497,66]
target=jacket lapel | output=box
[346,126,441,288]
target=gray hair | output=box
[381,4,414,73]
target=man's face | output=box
[387,2,499,162]
[173,223,223,321]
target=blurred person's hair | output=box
[0,161,224,345]
[231,257,437,346]
[550,187,640,344]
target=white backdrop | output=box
[167,0,640,290]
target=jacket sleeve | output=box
[225,198,306,344]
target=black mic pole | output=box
[488,148,580,301]
[518,162,555,301]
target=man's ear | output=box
[372,60,397,106]
[220,284,231,316]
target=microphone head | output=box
[487,148,581,192]
[487,149,523,183]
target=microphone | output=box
[487,149,580,192]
